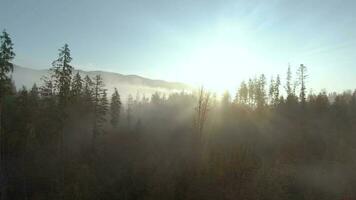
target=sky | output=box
[1,0,356,93]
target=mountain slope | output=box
[12,65,192,100]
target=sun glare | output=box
[181,39,261,94]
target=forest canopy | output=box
[1,30,356,200]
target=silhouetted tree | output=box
[256,74,267,109]
[151,92,162,105]
[297,64,308,106]
[82,75,94,111]
[269,75,281,106]
[51,44,73,106]
[285,64,293,97]
[0,30,15,97]
[92,75,108,150]
[71,72,83,99]
[269,76,275,104]
[238,81,248,105]
[127,94,134,128]
[248,78,255,107]
[110,88,121,128]
[194,87,210,142]
[0,30,15,200]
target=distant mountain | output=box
[12,65,192,100]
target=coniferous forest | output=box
[1,30,356,200]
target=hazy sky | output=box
[1,0,356,93]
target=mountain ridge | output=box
[12,65,192,99]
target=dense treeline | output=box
[1,30,356,200]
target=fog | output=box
[1,28,356,200]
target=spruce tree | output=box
[110,88,122,128]
[269,76,275,105]
[51,44,73,106]
[0,30,15,97]
[297,64,308,106]
[0,30,15,200]
[50,44,74,200]
[83,75,94,108]
[92,75,108,149]
[40,75,55,97]
[256,74,266,109]
[285,64,293,97]
[248,78,255,107]
[127,94,134,128]
[71,72,83,99]
[29,84,40,108]
[274,75,281,106]
[238,81,248,105]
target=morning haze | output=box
[1,0,356,200]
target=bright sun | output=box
[181,41,261,94]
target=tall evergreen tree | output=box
[256,74,267,109]
[269,76,275,105]
[110,88,122,128]
[71,72,83,99]
[297,64,308,106]
[0,30,15,200]
[248,78,255,107]
[51,44,73,106]
[0,30,15,97]
[40,75,55,97]
[194,87,210,141]
[50,44,74,200]
[127,94,134,128]
[29,84,40,108]
[274,75,281,105]
[238,81,248,105]
[285,64,293,97]
[83,75,94,107]
[92,75,108,149]
[151,92,162,105]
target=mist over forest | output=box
[1,29,356,200]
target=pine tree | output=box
[127,94,134,128]
[110,88,122,128]
[274,75,281,106]
[30,84,39,98]
[297,64,308,106]
[238,81,248,105]
[28,84,40,131]
[50,44,74,200]
[51,44,73,106]
[151,92,162,105]
[0,30,15,200]
[83,75,94,107]
[194,87,210,141]
[29,84,40,107]
[71,72,83,99]
[92,75,108,149]
[0,30,15,97]
[248,78,255,107]
[40,75,55,97]
[285,64,293,97]
[256,74,266,109]
[269,76,275,105]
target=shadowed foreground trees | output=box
[1,33,356,200]
[0,30,15,200]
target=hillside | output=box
[12,65,192,100]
